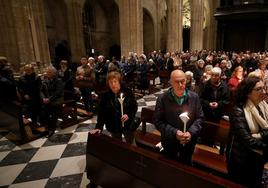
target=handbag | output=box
[129,117,141,131]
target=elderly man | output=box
[154,70,204,165]
[18,64,42,125]
[41,66,64,137]
[199,67,230,122]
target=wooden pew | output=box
[135,107,230,177]
[193,120,229,176]
[158,70,170,88]
[58,90,78,129]
[0,101,38,143]
[86,133,244,188]
[135,108,160,151]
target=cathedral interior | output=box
[0,0,268,187]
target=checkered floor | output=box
[0,89,165,188]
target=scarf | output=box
[244,100,268,136]
[243,100,268,155]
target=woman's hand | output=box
[121,114,129,122]
[89,129,101,134]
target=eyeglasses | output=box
[253,87,266,92]
[174,79,186,85]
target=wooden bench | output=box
[0,101,40,143]
[158,70,170,88]
[193,120,229,176]
[87,133,244,188]
[58,90,78,129]
[135,107,230,177]
[135,108,160,151]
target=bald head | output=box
[170,70,186,80]
[170,70,186,97]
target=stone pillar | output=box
[0,0,50,71]
[0,0,19,70]
[204,0,219,50]
[166,0,183,52]
[118,0,143,56]
[65,0,85,62]
[265,22,268,51]
[190,0,204,51]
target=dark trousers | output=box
[42,104,61,132]
[22,100,41,124]
[80,87,92,112]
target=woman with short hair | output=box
[89,71,138,144]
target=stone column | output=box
[204,0,219,50]
[166,0,183,52]
[0,0,19,70]
[118,0,143,56]
[190,0,204,51]
[265,22,268,51]
[0,0,50,71]
[29,0,51,68]
[65,0,85,62]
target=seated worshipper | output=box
[185,71,196,92]
[89,71,138,144]
[226,76,268,188]
[58,60,74,93]
[40,66,64,137]
[200,67,230,122]
[154,70,204,165]
[17,64,42,125]
[228,65,244,91]
[0,57,17,106]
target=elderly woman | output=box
[226,76,268,188]
[89,71,138,144]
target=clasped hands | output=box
[176,130,191,145]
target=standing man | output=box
[41,66,64,137]
[199,67,230,122]
[154,70,204,165]
[76,57,94,116]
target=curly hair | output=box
[235,76,261,107]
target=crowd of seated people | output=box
[1,50,268,135]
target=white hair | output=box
[211,67,222,75]
[185,71,193,78]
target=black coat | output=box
[154,89,204,160]
[226,106,268,187]
[18,73,41,102]
[95,86,138,133]
[200,80,230,121]
[40,77,64,106]
[227,106,268,163]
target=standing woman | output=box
[226,76,268,188]
[90,71,138,144]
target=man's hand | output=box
[89,129,101,134]
[209,102,218,109]
[176,130,192,145]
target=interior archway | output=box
[143,8,155,55]
[83,0,120,59]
